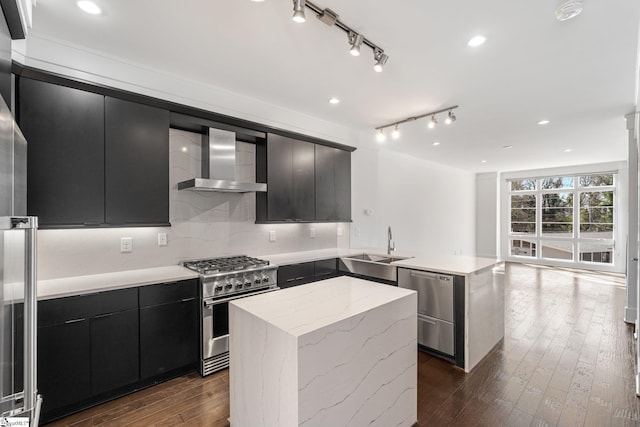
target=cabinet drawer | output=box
[314,258,338,280]
[398,269,454,322]
[277,262,314,287]
[139,279,198,308]
[418,315,454,356]
[39,288,138,326]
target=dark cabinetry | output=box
[257,133,351,223]
[139,279,198,379]
[18,77,170,228]
[105,97,169,225]
[259,133,315,222]
[19,77,105,226]
[277,259,339,288]
[315,145,351,221]
[36,279,198,423]
[37,288,139,421]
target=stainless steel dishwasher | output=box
[398,268,455,356]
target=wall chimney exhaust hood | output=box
[178,128,267,193]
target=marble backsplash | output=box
[36,129,349,280]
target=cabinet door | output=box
[90,309,140,395]
[266,133,315,221]
[105,97,170,225]
[38,320,91,415]
[315,145,351,221]
[140,298,197,379]
[19,77,105,226]
[266,133,293,221]
[334,148,351,221]
[291,140,315,220]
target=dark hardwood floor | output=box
[46,263,639,426]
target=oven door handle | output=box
[203,287,280,307]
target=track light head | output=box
[373,49,388,72]
[349,32,364,56]
[292,0,306,23]
[375,129,386,143]
[391,125,400,140]
[428,115,437,129]
[444,110,456,125]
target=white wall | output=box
[350,146,476,256]
[475,172,499,258]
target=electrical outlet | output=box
[158,233,168,246]
[337,226,343,237]
[269,230,276,242]
[120,237,133,253]
[309,227,316,238]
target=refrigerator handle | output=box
[17,216,41,423]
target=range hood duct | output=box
[178,128,267,193]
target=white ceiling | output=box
[27,0,640,173]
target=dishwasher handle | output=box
[409,270,452,282]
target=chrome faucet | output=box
[387,226,395,255]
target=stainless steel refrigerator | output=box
[0,88,41,424]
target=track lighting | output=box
[444,110,456,125]
[288,1,388,71]
[292,0,306,23]
[374,106,459,142]
[373,49,388,72]
[349,33,364,56]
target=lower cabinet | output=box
[38,319,91,412]
[90,309,139,395]
[277,259,339,288]
[37,279,198,424]
[139,280,198,379]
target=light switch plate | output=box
[158,233,168,246]
[309,227,315,238]
[269,230,276,242]
[120,237,133,253]
[337,226,343,236]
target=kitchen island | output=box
[229,276,417,427]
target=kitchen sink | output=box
[339,253,413,283]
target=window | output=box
[507,173,616,267]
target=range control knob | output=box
[244,281,252,287]
[236,283,244,289]
[214,285,223,292]
[262,276,269,283]
[225,281,233,290]
[254,277,261,285]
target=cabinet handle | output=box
[64,318,86,324]
[286,278,297,283]
[94,313,114,319]
[180,297,196,303]
[163,282,178,286]
[418,315,437,325]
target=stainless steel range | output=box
[183,255,279,376]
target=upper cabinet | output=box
[18,77,170,228]
[105,97,169,225]
[315,144,351,221]
[256,133,352,223]
[19,78,106,226]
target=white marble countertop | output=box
[30,266,198,300]
[230,276,416,337]
[15,248,499,302]
[392,254,501,276]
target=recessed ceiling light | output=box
[328,97,340,104]
[432,142,440,146]
[538,120,550,125]
[468,35,486,47]
[503,145,513,149]
[556,0,583,21]
[77,1,101,15]
[564,148,573,152]
[481,160,487,163]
